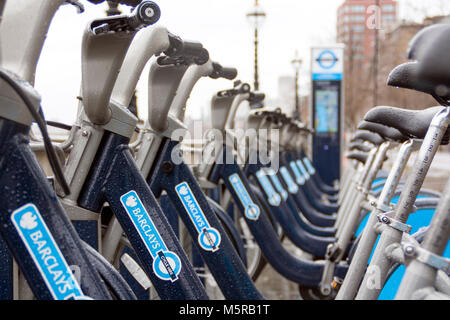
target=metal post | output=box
[254,27,259,91]
[106,1,121,16]
[246,0,266,92]
[291,52,302,120]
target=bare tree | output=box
[401,0,450,22]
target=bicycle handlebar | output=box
[248,92,265,105]
[91,1,160,35]
[160,34,209,66]
[217,82,251,98]
[168,60,237,123]
[210,63,238,80]
[82,1,161,125]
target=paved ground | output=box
[254,238,302,300]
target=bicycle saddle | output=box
[357,120,409,143]
[387,62,448,101]
[364,106,450,144]
[388,25,450,103]
[407,24,449,61]
[346,150,368,164]
[351,130,384,146]
[348,141,372,153]
[414,25,450,103]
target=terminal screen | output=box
[314,83,339,133]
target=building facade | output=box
[337,0,397,67]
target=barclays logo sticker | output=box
[11,204,90,300]
[120,191,181,282]
[290,161,305,185]
[175,182,221,252]
[280,167,299,194]
[265,168,288,201]
[303,157,316,175]
[229,173,260,220]
[255,170,281,207]
[296,160,311,180]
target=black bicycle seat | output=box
[364,106,450,144]
[357,120,409,143]
[346,151,368,164]
[386,62,448,101]
[351,130,385,146]
[407,24,449,60]
[389,25,450,104]
[348,141,372,153]
[415,25,450,103]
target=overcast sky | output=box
[34,0,449,123]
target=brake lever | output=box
[64,0,85,13]
[91,1,160,35]
[156,55,190,67]
[217,82,251,97]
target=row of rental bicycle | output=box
[0,0,448,300]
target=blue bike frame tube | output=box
[276,154,336,227]
[287,151,339,202]
[282,152,338,214]
[161,192,206,286]
[244,157,336,238]
[78,131,208,300]
[208,145,348,287]
[0,233,12,299]
[0,119,111,300]
[244,158,335,258]
[206,196,247,266]
[299,151,338,193]
[286,152,339,209]
[147,138,263,300]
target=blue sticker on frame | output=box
[280,167,299,194]
[265,168,288,201]
[228,173,260,220]
[255,170,281,207]
[120,191,181,282]
[11,203,90,300]
[175,182,221,252]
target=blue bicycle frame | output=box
[146,137,263,300]
[244,151,335,257]
[77,130,208,300]
[0,118,111,300]
[208,145,348,287]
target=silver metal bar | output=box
[395,176,450,299]
[356,107,449,300]
[335,147,378,229]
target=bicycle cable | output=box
[0,70,71,195]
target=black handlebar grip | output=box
[179,41,203,56]
[194,48,210,65]
[210,63,237,80]
[249,92,265,103]
[181,41,210,65]
[164,38,209,65]
[219,67,238,80]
